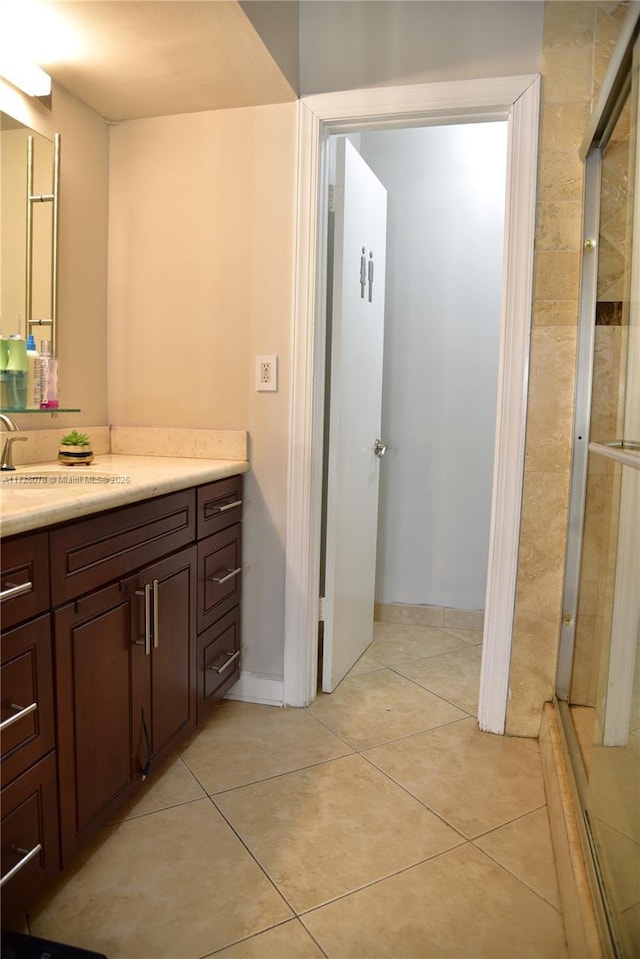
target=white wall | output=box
[299,1,542,95]
[108,103,298,681]
[359,123,508,610]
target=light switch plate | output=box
[256,355,277,392]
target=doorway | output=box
[284,74,541,734]
[320,122,509,701]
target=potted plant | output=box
[58,429,94,466]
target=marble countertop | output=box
[0,454,250,537]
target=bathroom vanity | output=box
[0,456,248,925]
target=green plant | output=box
[60,429,91,447]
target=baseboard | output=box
[374,602,484,630]
[225,671,284,707]
[539,701,612,959]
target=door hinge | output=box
[328,184,343,214]
[318,596,326,621]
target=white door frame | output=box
[284,74,541,734]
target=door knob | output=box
[374,439,387,458]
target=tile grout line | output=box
[205,789,299,917]
[197,917,331,959]
[305,693,473,754]
[469,836,565,916]
[355,747,472,842]
[383,661,479,718]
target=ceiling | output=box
[3,0,297,121]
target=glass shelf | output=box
[0,407,81,414]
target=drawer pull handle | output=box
[209,567,242,586]
[1,843,42,887]
[209,650,240,675]
[0,581,33,603]
[0,701,37,732]
[214,499,242,514]
[135,585,152,656]
[152,579,160,649]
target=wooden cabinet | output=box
[55,546,197,864]
[53,491,198,866]
[196,476,243,719]
[1,539,59,926]
[1,472,243,921]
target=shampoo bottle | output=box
[26,334,40,408]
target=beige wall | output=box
[506,1,625,737]
[108,103,298,677]
[0,79,109,428]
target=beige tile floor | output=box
[27,621,567,959]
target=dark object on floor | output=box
[1,931,108,959]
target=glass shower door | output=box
[578,452,640,957]
[559,27,640,957]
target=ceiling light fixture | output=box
[0,52,51,97]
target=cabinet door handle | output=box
[152,579,159,649]
[209,567,242,585]
[215,499,242,513]
[0,843,42,887]
[0,581,33,602]
[135,585,152,655]
[0,701,37,732]
[209,650,240,675]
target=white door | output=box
[322,138,388,692]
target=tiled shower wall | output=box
[506,1,626,736]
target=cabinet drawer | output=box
[50,489,196,604]
[197,475,243,540]
[1,752,60,920]
[0,533,50,631]
[1,615,55,787]
[198,524,242,633]
[197,606,241,720]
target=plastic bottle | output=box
[6,334,28,409]
[26,334,40,409]
[37,339,59,409]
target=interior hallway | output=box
[26,622,567,958]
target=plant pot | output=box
[58,445,94,467]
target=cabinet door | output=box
[54,581,138,865]
[129,547,197,772]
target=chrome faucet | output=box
[0,414,28,471]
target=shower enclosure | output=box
[557,13,640,959]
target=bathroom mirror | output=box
[0,112,59,352]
